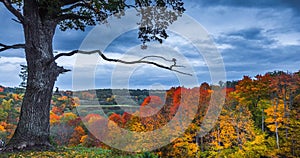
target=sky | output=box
[0,0,300,90]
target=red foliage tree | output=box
[109,113,125,127]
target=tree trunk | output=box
[262,108,264,132]
[200,136,204,152]
[283,84,288,139]
[5,0,64,151]
[217,125,220,152]
[274,97,280,149]
[195,134,204,152]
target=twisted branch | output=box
[50,50,192,76]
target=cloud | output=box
[0,49,25,58]
[1,2,300,89]
[227,28,263,40]
[218,27,278,50]
[0,57,25,87]
[215,27,300,80]
[196,0,300,15]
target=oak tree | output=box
[0,0,185,151]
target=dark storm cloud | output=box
[218,27,277,51]
[197,0,300,14]
[227,28,264,40]
[1,1,300,88]
[216,27,300,80]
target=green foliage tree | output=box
[0,0,185,151]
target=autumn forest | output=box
[0,70,300,157]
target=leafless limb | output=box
[139,55,185,69]
[0,0,24,24]
[50,50,192,76]
[0,43,25,52]
[61,2,94,12]
[11,18,22,24]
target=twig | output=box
[12,18,22,24]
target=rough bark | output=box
[4,0,64,151]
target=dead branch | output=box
[0,43,25,52]
[50,50,192,76]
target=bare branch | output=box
[49,50,192,76]
[139,55,185,69]
[61,2,95,13]
[0,0,24,24]
[0,43,25,52]
[138,55,174,62]
[11,18,22,24]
